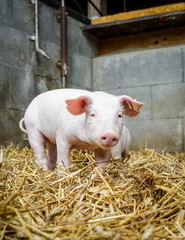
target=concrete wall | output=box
[0,0,97,146]
[0,0,184,153]
[92,46,185,152]
[67,17,98,89]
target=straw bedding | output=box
[0,144,185,239]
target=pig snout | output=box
[100,132,119,148]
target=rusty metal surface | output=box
[58,6,68,77]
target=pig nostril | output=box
[100,134,118,147]
[112,138,118,145]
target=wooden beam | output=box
[83,10,185,38]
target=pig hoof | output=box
[96,164,106,173]
[35,159,49,170]
[48,167,56,172]
[57,168,67,175]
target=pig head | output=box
[19,89,143,171]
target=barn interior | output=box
[0,0,185,239]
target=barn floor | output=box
[0,144,185,239]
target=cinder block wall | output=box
[0,0,97,146]
[92,46,185,152]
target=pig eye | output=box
[90,111,96,118]
[118,111,123,118]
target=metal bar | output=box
[35,0,50,59]
[67,7,90,25]
[60,1,68,88]
[123,0,126,12]
[62,76,66,89]
[72,0,85,15]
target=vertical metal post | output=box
[123,0,126,12]
[60,0,68,88]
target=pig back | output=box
[24,89,91,141]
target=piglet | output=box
[19,89,143,171]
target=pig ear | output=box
[120,96,143,117]
[66,96,92,115]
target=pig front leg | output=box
[56,137,71,169]
[94,148,111,172]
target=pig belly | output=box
[38,124,56,144]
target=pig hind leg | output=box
[47,141,57,171]
[27,131,49,170]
